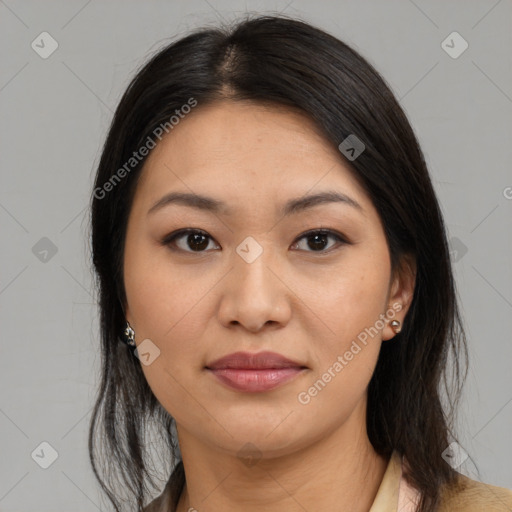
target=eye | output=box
[162,229,219,253]
[162,228,348,254]
[291,229,348,253]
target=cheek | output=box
[295,279,388,425]
[125,235,194,328]
[302,248,390,392]
[124,240,222,394]
[124,245,215,423]
[311,249,390,342]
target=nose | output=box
[217,244,291,333]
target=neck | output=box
[175,403,389,512]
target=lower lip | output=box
[208,368,305,392]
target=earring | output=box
[123,322,136,347]
[390,320,401,334]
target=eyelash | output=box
[161,228,349,255]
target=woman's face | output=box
[123,100,414,459]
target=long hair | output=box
[89,13,468,512]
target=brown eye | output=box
[291,229,348,253]
[162,229,219,252]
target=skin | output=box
[123,100,416,512]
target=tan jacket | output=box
[371,451,512,511]
[145,451,512,511]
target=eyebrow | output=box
[147,190,363,217]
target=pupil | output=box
[189,233,208,251]
[309,233,327,251]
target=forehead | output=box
[133,100,372,216]
[140,100,338,176]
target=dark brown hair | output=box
[89,13,468,512]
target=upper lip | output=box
[206,351,306,370]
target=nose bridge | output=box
[217,234,289,331]
[232,234,276,294]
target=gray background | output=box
[1,0,511,510]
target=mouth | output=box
[205,351,308,392]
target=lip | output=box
[206,351,307,392]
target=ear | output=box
[382,253,416,341]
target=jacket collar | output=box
[370,451,421,512]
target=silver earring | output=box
[390,320,401,334]
[124,322,136,346]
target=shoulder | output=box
[438,472,512,511]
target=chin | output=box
[207,414,313,456]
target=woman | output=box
[88,14,512,512]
